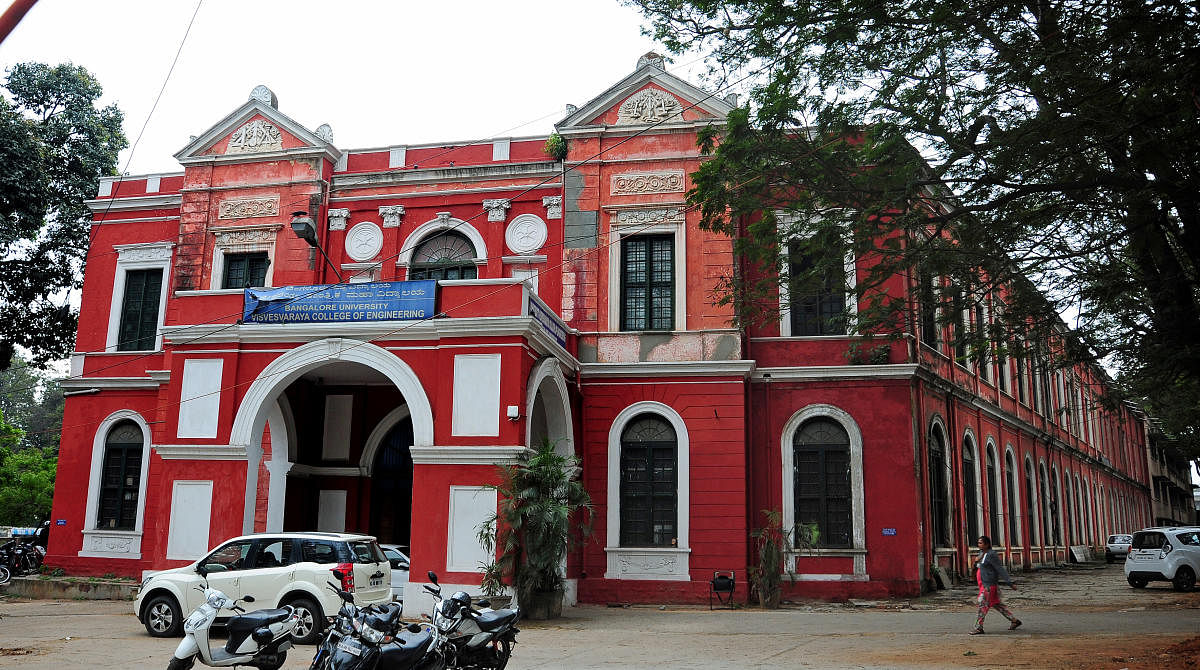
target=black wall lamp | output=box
[291,210,342,281]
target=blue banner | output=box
[243,280,437,324]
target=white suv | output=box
[1124,527,1200,592]
[135,532,392,644]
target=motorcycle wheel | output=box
[486,639,513,670]
[0,564,10,585]
[165,655,196,670]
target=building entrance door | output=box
[370,420,414,548]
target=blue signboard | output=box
[882,528,897,536]
[528,297,567,348]
[243,280,437,324]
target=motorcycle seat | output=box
[226,607,292,634]
[474,608,519,632]
[379,627,433,665]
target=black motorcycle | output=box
[422,572,520,670]
[310,572,445,670]
[0,538,43,577]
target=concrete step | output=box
[0,576,136,601]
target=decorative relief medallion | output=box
[345,222,383,261]
[482,199,511,222]
[505,214,548,254]
[542,195,562,220]
[249,85,278,108]
[612,171,685,196]
[218,196,279,220]
[328,208,350,231]
[613,208,684,226]
[616,89,684,125]
[82,532,139,555]
[226,119,283,154]
[315,123,334,143]
[379,205,406,228]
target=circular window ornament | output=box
[345,222,383,261]
[505,214,548,254]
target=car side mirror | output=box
[242,595,255,603]
[393,560,409,570]
[196,565,208,578]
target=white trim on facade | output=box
[582,360,754,379]
[79,410,153,560]
[780,404,868,577]
[605,215,687,332]
[106,242,174,353]
[408,446,528,465]
[753,364,919,381]
[605,401,691,580]
[154,444,248,460]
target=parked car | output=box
[379,543,410,601]
[1124,527,1200,592]
[134,532,392,644]
[1105,534,1133,563]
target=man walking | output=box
[970,535,1022,634]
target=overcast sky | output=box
[0,0,709,176]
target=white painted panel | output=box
[492,139,511,161]
[511,268,539,293]
[166,481,213,560]
[388,147,406,168]
[322,395,354,460]
[452,354,502,436]
[178,359,223,438]
[146,176,161,193]
[447,486,496,573]
[318,490,347,532]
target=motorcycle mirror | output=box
[339,590,354,604]
[476,599,491,608]
[242,595,255,603]
[427,571,438,585]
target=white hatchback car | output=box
[1124,527,1200,592]
[379,544,410,601]
[135,532,392,644]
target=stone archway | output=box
[229,338,433,533]
[524,357,573,456]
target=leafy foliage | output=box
[478,439,593,605]
[0,409,56,526]
[634,1,1200,455]
[0,354,63,453]
[0,62,127,370]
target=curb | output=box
[0,576,137,600]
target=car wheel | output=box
[287,597,324,645]
[1127,575,1148,589]
[144,594,183,637]
[1172,566,1196,592]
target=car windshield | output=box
[349,540,386,563]
[1132,532,1165,549]
[1108,535,1131,543]
[1175,531,1200,546]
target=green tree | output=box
[0,409,56,526]
[0,62,127,370]
[634,1,1200,454]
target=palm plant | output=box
[477,439,593,616]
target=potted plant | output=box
[748,510,803,609]
[478,439,593,619]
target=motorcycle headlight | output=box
[362,625,386,644]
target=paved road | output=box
[1,564,1197,669]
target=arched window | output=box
[986,446,1002,542]
[928,426,950,547]
[619,414,677,547]
[962,437,980,545]
[1064,473,1076,544]
[1023,458,1038,547]
[1005,450,1020,545]
[794,418,852,548]
[1049,467,1062,545]
[408,231,478,280]
[98,420,144,530]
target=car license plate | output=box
[337,640,362,656]
[370,577,383,587]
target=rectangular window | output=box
[620,235,674,331]
[116,269,163,352]
[918,271,938,347]
[1015,355,1027,404]
[221,251,269,289]
[788,239,847,336]
[620,442,677,547]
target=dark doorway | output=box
[369,418,414,548]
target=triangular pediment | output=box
[557,59,734,130]
[175,93,342,165]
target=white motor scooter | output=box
[166,568,298,670]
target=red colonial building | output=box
[49,54,1153,603]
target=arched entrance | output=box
[525,358,574,456]
[229,339,433,535]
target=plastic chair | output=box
[710,571,735,609]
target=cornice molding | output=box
[60,376,164,390]
[288,464,363,477]
[582,360,755,379]
[751,364,919,381]
[409,445,528,465]
[332,161,560,190]
[86,194,182,213]
[153,444,247,460]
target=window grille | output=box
[117,269,163,351]
[97,421,143,530]
[620,415,677,546]
[620,235,674,331]
[793,418,852,548]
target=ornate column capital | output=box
[328,208,350,231]
[542,195,562,220]
[378,205,406,228]
[483,199,511,222]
